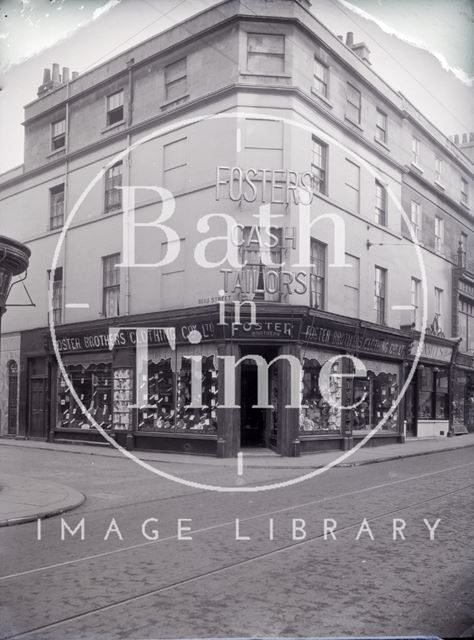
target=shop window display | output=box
[113,368,133,430]
[138,358,175,431]
[58,363,112,429]
[352,371,399,433]
[418,366,448,420]
[299,358,342,433]
[176,356,218,433]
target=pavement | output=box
[0,432,473,527]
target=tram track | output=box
[1,461,473,639]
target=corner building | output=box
[0,0,472,456]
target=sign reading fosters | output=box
[409,339,453,363]
[300,320,410,359]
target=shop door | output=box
[466,378,474,432]
[7,361,19,435]
[240,347,278,448]
[29,378,48,438]
[405,376,418,437]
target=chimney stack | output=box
[346,32,354,46]
[37,63,72,97]
[72,71,79,80]
[344,32,371,64]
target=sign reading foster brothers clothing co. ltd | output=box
[300,320,410,359]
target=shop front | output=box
[26,304,423,457]
[453,352,474,434]
[404,336,456,438]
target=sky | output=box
[0,0,472,174]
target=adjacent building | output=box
[0,0,472,456]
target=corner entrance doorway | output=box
[239,346,279,448]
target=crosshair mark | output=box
[237,452,244,476]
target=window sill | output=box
[101,120,127,134]
[46,147,66,160]
[374,136,390,151]
[434,180,446,191]
[160,93,190,110]
[104,207,123,216]
[344,115,363,131]
[240,71,291,79]
[310,87,333,109]
[410,162,424,174]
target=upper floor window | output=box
[102,253,121,318]
[310,239,326,310]
[434,287,443,329]
[345,159,360,212]
[51,119,66,151]
[106,90,124,126]
[435,157,442,183]
[346,83,361,124]
[460,232,468,267]
[48,267,63,325]
[375,109,387,143]
[410,200,422,241]
[104,162,123,213]
[374,266,387,325]
[411,277,420,329]
[163,137,187,192]
[412,136,420,165]
[461,177,469,205]
[240,227,282,302]
[344,253,360,318]
[313,57,328,97]
[247,33,285,75]
[50,184,65,230]
[375,180,386,226]
[311,137,328,195]
[434,216,444,253]
[164,58,187,102]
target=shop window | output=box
[102,253,120,317]
[138,358,175,431]
[106,89,124,126]
[311,137,328,195]
[58,364,112,429]
[50,184,64,230]
[418,366,449,420]
[113,368,133,430]
[241,226,283,302]
[299,358,342,433]
[104,161,123,212]
[51,118,66,151]
[176,356,218,433]
[247,33,285,75]
[310,239,326,309]
[164,58,187,102]
[352,370,399,434]
[345,159,360,212]
[313,57,328,97]
[346,83,361,124]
